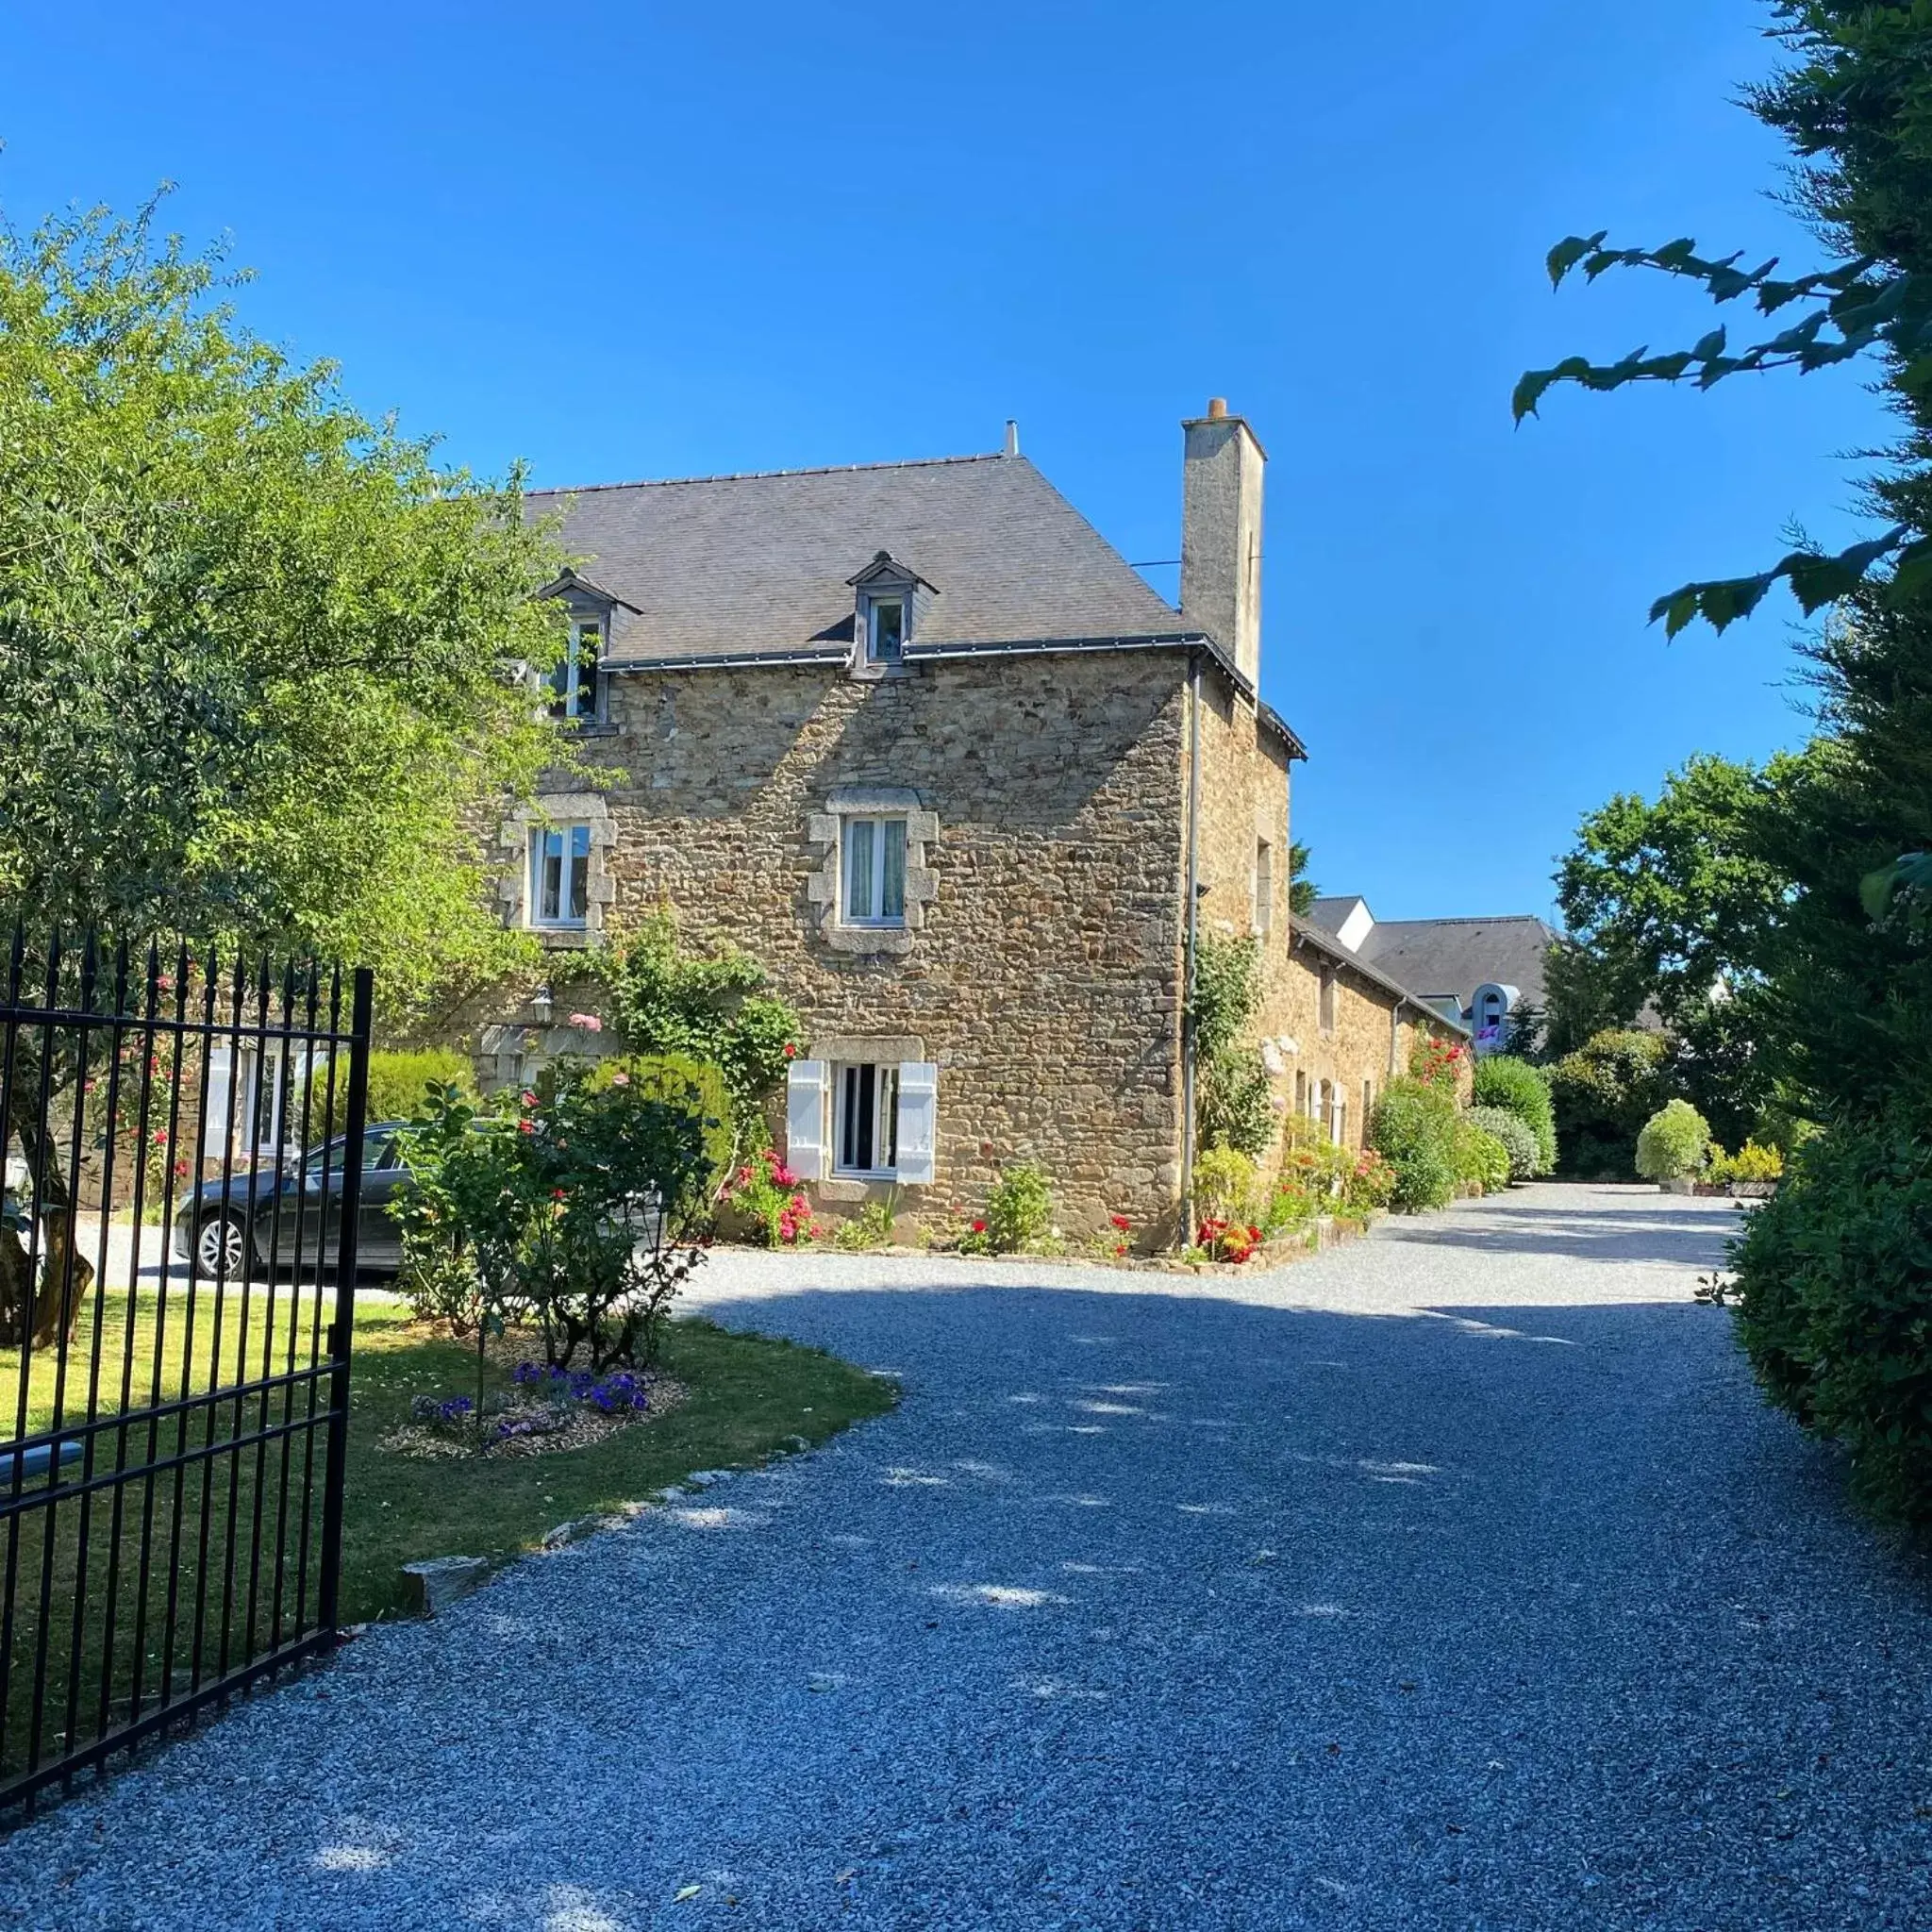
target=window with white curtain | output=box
[842,817,908,926]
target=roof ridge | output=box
[1374,914,1549,926]
[526,451,1009,498]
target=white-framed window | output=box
[547,619,602,721]
[865,596,906,665]
[528,823,591,927]
[834,1063,900,1176]
[842,816,908,925]
[1254,838,1274,938]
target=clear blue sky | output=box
[0,1,1890,921]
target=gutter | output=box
[1178,649,1204,1249]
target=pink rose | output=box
[567,1013,602,1032]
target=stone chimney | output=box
[1180,397,1265,685]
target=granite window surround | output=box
[496,791,618,947]
[806,787,939,956]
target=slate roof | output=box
[1305,908,1557,1014]
[529,452,1185,663]
[527,449,1307,755]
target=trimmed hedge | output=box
[1727,1115,1932,1523]
[1469,1056,1557,1174]
[1636,1099,1711,1181]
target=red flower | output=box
[521,1090,538,1109]
[1109,1213,1131,1232]
[552,1188,567,1201]
[972,1218,987,1234]
[518,1120,536,1135]
[783,1042,798,1058]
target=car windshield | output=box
[300,1128,394,1178]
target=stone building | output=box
[1306,897,1557,1056]
[486,404,1467,1241]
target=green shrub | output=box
[589,1052,733,1197]
[1453,1119,1512,1194]
[1192,1146,1257,1223]
[1547,1028,1674,1178]
[1342,1147,1398,1214]
[1635,1099,1712,1181]
[1470,1056,1557,1173]
[1726,1114,1932,1523]
[1259,1176,1318,1239]
[1367,1077,1458,1211]
[1707,1139,1785,1185]
[592,910,804,1126]
[1198,1048,1277,1158]
[1191,935,1278,1160]
[983,1161,1054,1254]
[315,1047,475,1135]
[834,1191,898,1251]
[1466,1106,1538,1182]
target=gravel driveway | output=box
[3,1182,1929,1930]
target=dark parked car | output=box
[172,1123,415,1280]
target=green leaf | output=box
[1546,232,1606,287]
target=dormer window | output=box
[866,597,905,665]
[844,550,935,675]
[548,618,601,721]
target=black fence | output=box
[0,931,371,1810]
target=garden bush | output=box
[1341,1147,1397,1214]
[834,1192,898,1251]
[591,910,803,1131]
[1191,933,1278,1160]
[1470,1056,1557,1174]
[718,1147,820,1246]
[1367,1078,1458,1212]
[1547,1028,1674,1178]
[391,1067,712,1374]
[1192,1146,1257,1224]
[309,1047,475,1136]
[1636,1099,1712,1182]
[1466,1105,1539,1182]
[589,1052,733,1196]
[980,1161,1054,1254]
[1725,1114,1932,1524]
[1707,1140,1785,1186]
[1453,1120,1512,1195]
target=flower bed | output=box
[378,1335,686,1460]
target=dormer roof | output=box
[534,566,643,614]
[845,549,937,594]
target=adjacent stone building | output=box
[482,404,1467,1241]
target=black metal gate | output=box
[0,931,371,1809]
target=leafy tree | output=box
[0,195,566,997]
[1546,1029,1675,1179]
[0,194,568,1341]
[1289,841,1317,917]
[1188,932,1276,1158]
[1552,752,1815,1142]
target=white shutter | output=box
[201,1047,234,1165]
[894,1062,938,1185]
[785,1059,828,1180]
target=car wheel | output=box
[193,1213,251,1281]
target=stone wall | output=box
[485,650,1195,1240]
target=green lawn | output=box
[0,1281,895,1785]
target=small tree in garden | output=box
[393,1066,712,1397]
[1636,1100,1713,1182]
